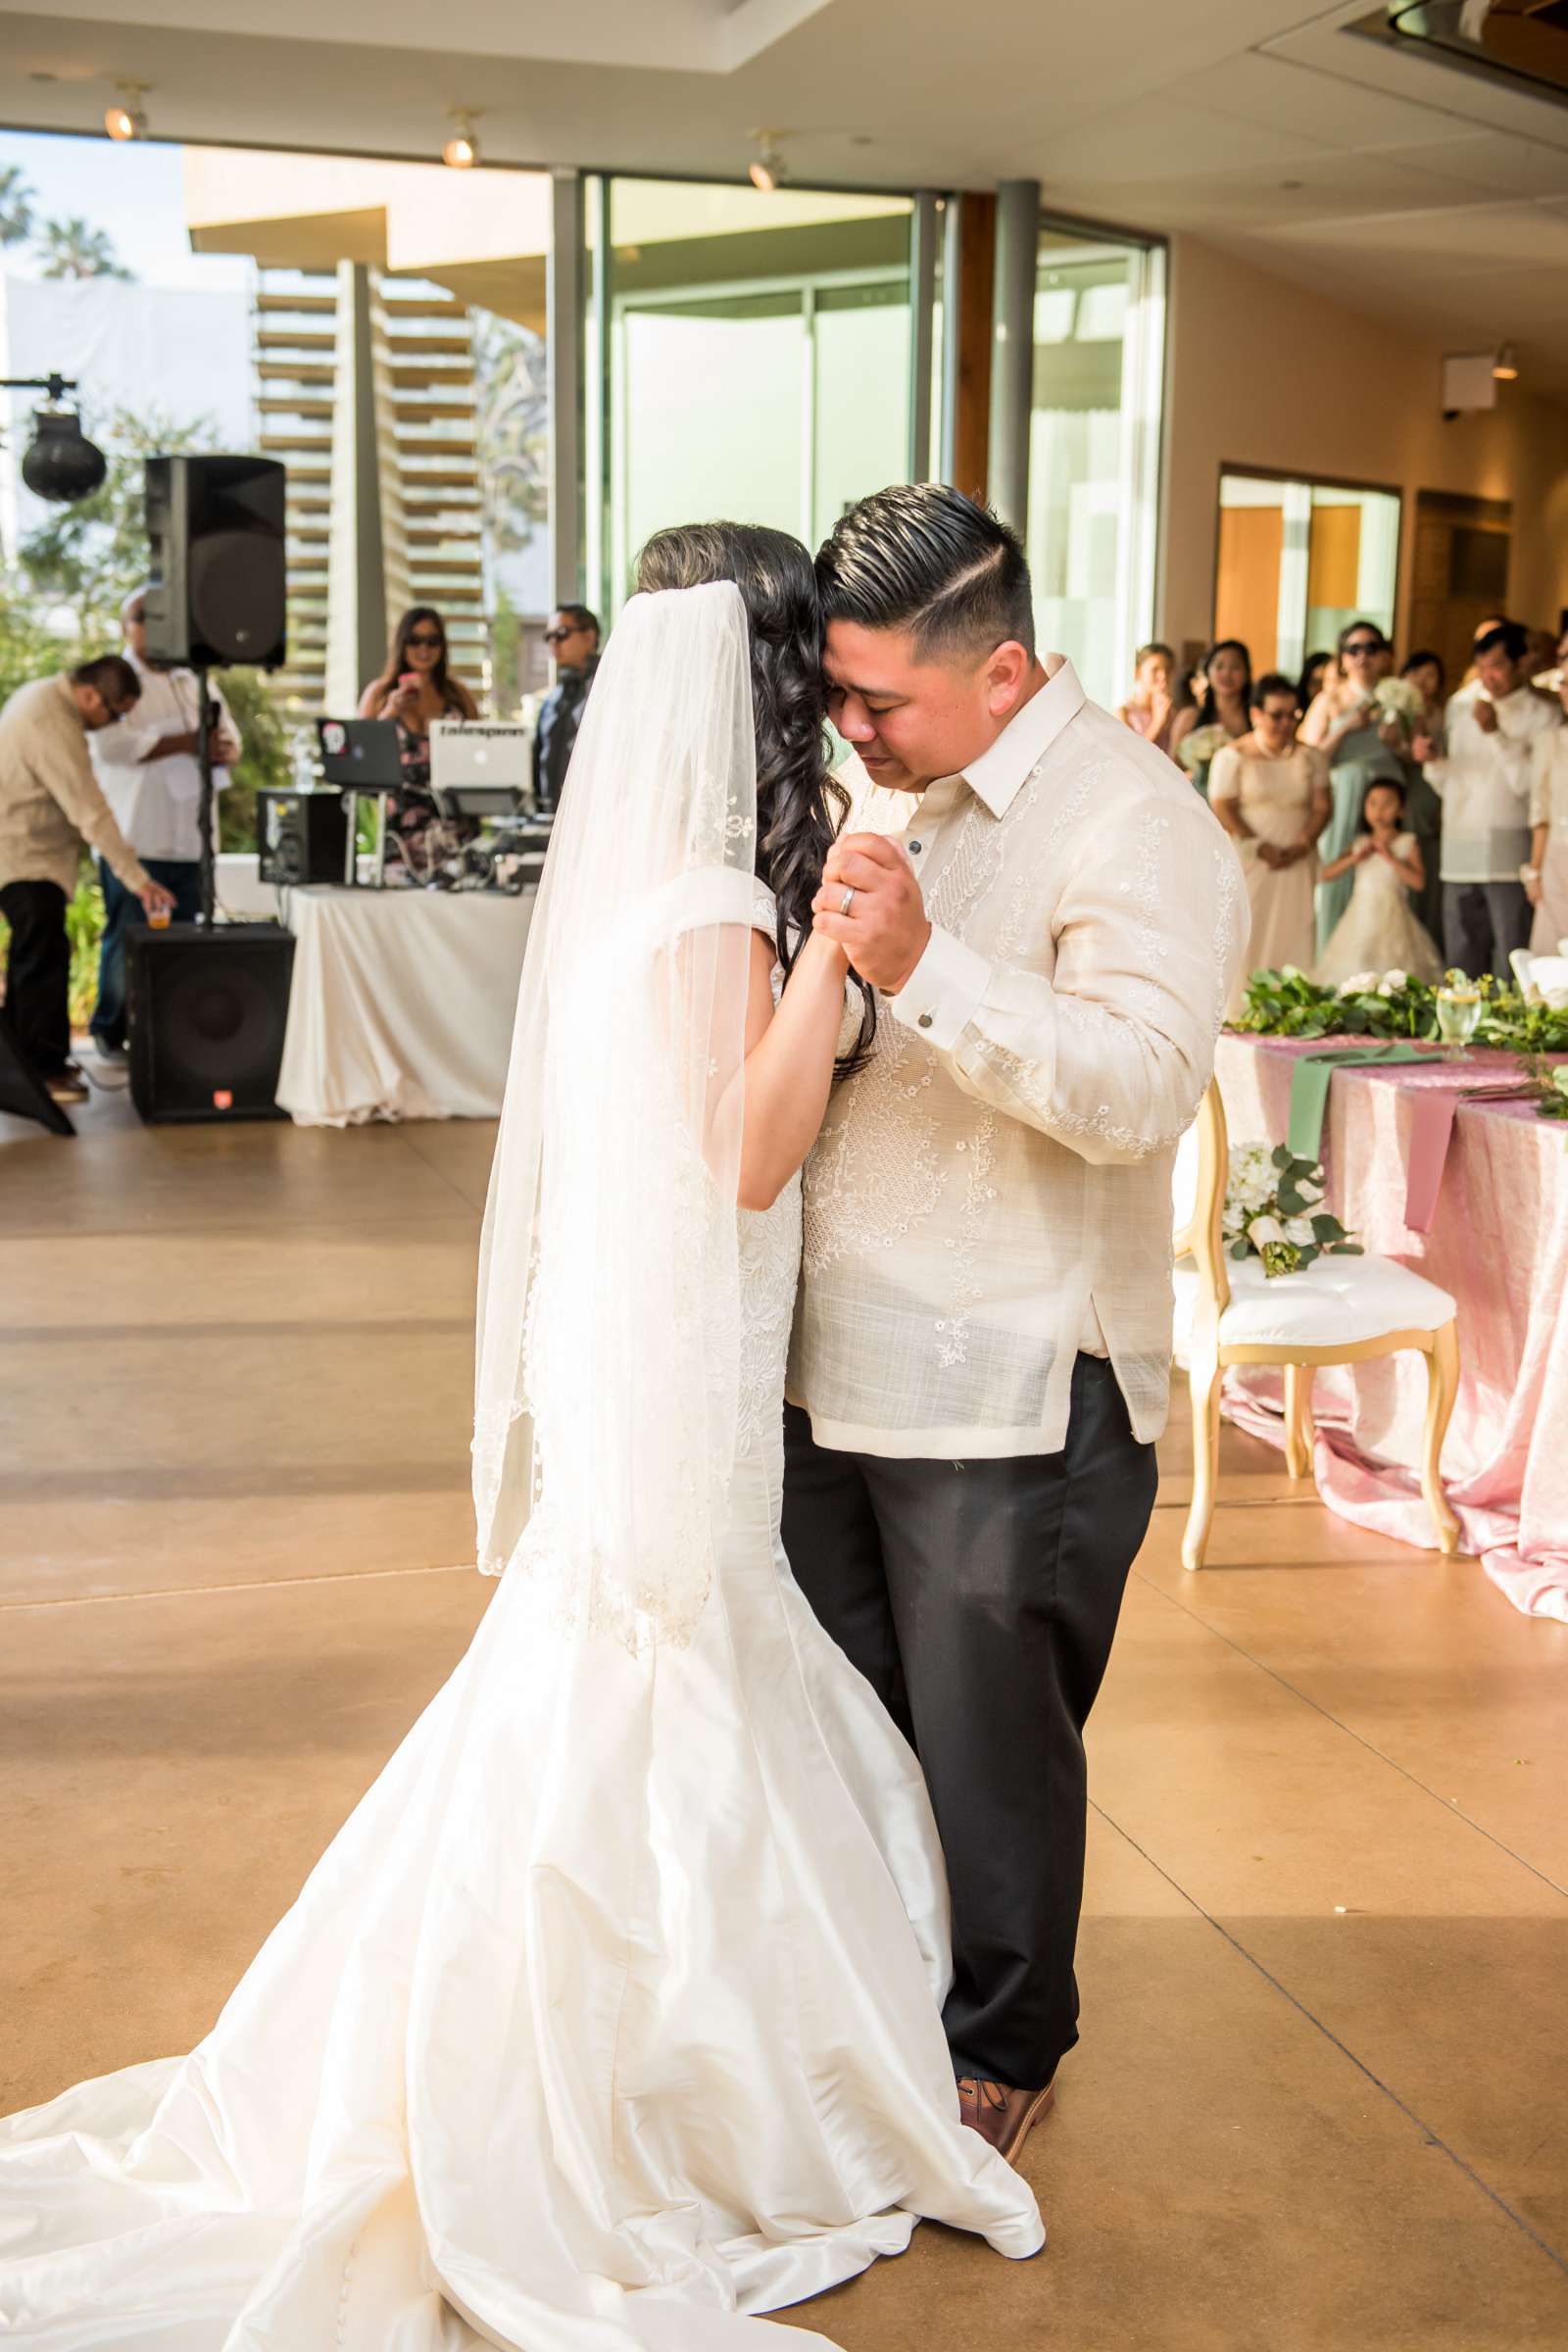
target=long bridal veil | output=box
[472,580,760,1642]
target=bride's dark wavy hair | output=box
[635,521,875,1075]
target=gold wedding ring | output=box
[838,886,857,916]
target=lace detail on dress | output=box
[737,1182,801,1456]
[736,876,802,1455]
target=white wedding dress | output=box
[0,589,1043,2350]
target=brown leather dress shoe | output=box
[956,2074,1056,2165]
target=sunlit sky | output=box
[0,129,249,290]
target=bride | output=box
[0,524,1043,2349]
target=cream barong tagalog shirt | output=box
[788,657,1248,1459]
[1425,680,1558,883]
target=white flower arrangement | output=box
[1222,1143,1362,1279]
[1337,966,1415,1000]
[1178,722,1229,775]
[1373,676,1426,730]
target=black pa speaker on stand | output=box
[144,454,288,929]
[126,924,296,1124]
[144,455,287,672]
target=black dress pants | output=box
[1442,879,1531,983]
[782,1354,1158,2091]
[0,879,71,1075]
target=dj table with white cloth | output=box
[275,886,535,1126]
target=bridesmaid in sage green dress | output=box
[1300,619,1407,954]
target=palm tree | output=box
[35,217,133,281]
[0,164,34,249]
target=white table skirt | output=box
[275,886,534,1127]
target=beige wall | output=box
[1158,233,1568,660]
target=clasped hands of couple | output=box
[808,831,932,997]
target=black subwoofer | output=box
[126,924,296,1124]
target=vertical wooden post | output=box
[949,193,996,502]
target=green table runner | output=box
[1286,1043,1435,1164]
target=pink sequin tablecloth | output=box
[1212,1034,1568,1622]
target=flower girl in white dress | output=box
[1315,776,1444,987]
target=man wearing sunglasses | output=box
[532,605,600,813]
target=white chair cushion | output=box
[1173,1250,1455,1360]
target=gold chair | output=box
[1172,1082,1462,1571]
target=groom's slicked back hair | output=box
[816,484,1035,664]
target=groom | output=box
[784,484,1246,2163]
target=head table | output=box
[1211,1031,1568,1623]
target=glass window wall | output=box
[1025,225,1165,709]
[592,180,915,614]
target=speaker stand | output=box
[195,662,218,926]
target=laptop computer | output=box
[429,721,532,815]
[317,717,404,790]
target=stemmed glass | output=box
[1435,981,1482,1062]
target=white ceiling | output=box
[5,0,1568,395]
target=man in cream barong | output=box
[786,485,1247,2163]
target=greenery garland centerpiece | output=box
[1229,967,1568,1119]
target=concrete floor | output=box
[3,1086,1566,2349]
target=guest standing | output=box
[1412,621,1560,980]
[532,604,600,811]
[1115,641,1178,758]
[1209,672,1332,1017]
[1396,648,1447,947]
[0,659,174,1102]
[1527,674,1568,954]
[1299,620,1406,952]
[1315,778,1443,987]
[1297,651,1332,713]
[1168,638,1251,797]
[86,586,241,1064]
[360,607,479,875]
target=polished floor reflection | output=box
[3,1090,1565,2349]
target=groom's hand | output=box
[812,833,932,996]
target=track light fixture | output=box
[443,111,481,170]
[1493,343,1519,381]
[749,131,786,194]
[105,80,150,141]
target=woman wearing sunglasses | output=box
[360,606,481,876]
